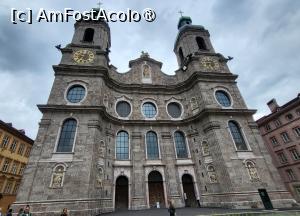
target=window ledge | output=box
[175,159,194,166]
[113,160,132,167]
[51,153,74,161]
[144,160,163,166]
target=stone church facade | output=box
[13,16,296,215]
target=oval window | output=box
[167,102,182,118]
[116,101,131,117]
[67,85,86,103]
[142,102,157,118]
[215,90,231,107]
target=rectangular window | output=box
[13,183,20,194]
[286,169,296,181]
[19,164,26,175]
[278,152,288,164]
[290,149,300,161]
[9,139,18,152]
[281,132,291,143]
[270,137,279,146]
[11,162,18,174]
[295,186,300,196]
[2,160,10,172]
[18,143,25,155]
[4,181,13,194]
[25,147,31,157]
[1,135,10,148]
[274,119,281,127]
[265,124,271,131]
[294,127,300,137]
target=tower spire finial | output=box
[97,1,103,9]
[178,10,184,17]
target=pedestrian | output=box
[168,199,176,216]
[17,208,24,216]
[21,205,32,216]
[60,208,68,216]
[0,207,2,216]
[6,209,12,216]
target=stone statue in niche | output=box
[96,165,104,188]
[143,64,151,78]
[246,161,260,181]
[202,141,210,156]
[96,174,103,188]
[51,165,65,188]
[207,165,218,183]
[209,173,218,183]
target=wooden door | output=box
[115,176,128,210]
[148,171,165,208]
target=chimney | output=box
[267,98,279,113]
[18,129,26,135]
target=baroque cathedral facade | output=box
[13,15,296,215]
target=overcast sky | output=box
[0,0,299,139]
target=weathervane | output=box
[178,10,184,17]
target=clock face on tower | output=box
[201,56,220,71]
[73,49,95,64]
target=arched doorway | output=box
[148,171,165,208]
[182,174,197,207]
[115,176,128,210]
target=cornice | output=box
[53,64,238,94]
[37,104,256,126]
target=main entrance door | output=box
[148,171,165,208]
[115,176,128,210]
[182,174,197,207]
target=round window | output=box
[67,85,86,103]
[215,90,231,107]
[116,101,131,117]
[167,102,182,118]
[142,102,157,118]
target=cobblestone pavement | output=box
[101,207,300,216]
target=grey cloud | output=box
[0,0,299,138]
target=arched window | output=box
[56,119,77,152]
[178,47,184,66]
[245,160,260,181]
[228,121,248,151]
[116,131,129,160]
[196,37,207,50]
[83,28,94,42]
[146,131,159,159]
[174,131,188,158]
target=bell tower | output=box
[59,9,111,67]
[174,16,215,67]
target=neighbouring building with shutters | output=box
[11,13,296,215]
[0,120,34,211]
[257,94,300,202]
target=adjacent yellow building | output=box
[0,120,33,211]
